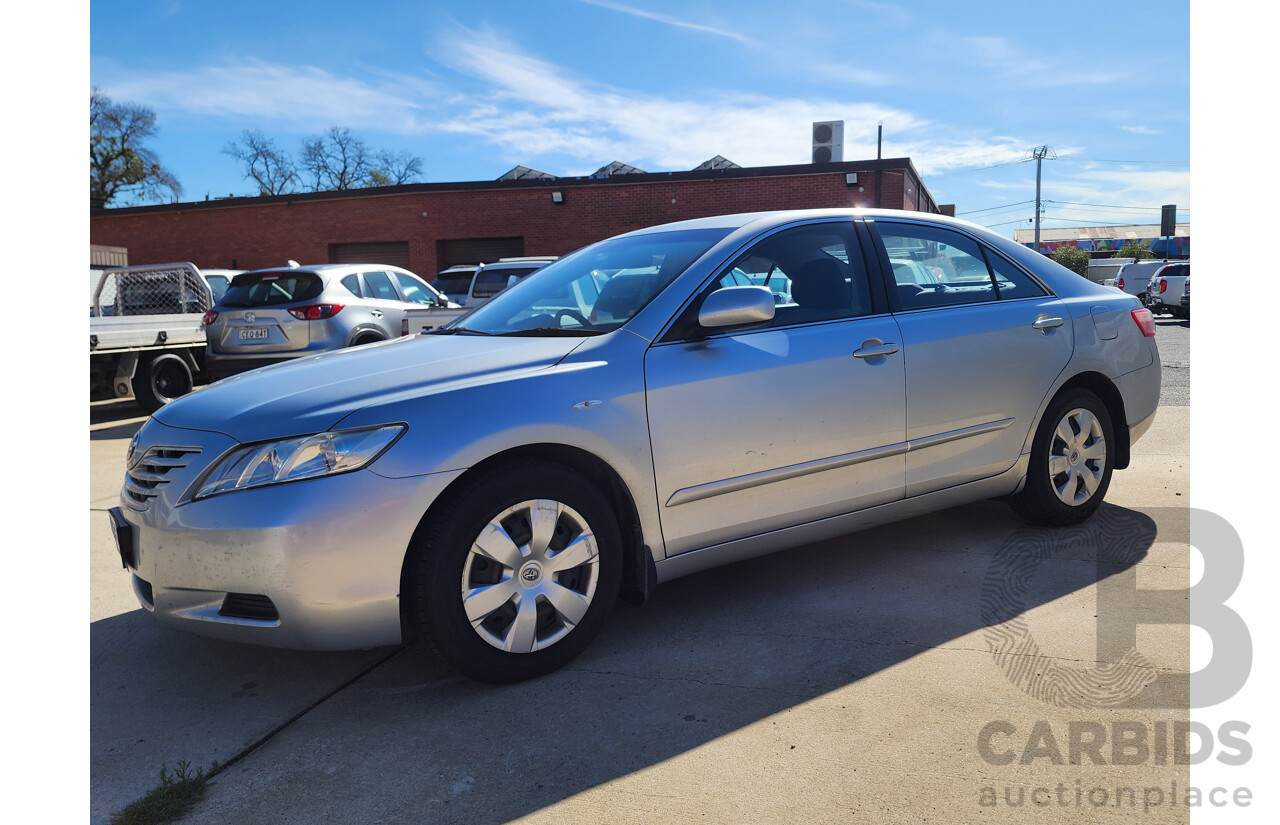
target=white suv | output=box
[434,257,557,308]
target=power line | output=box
[1056,157,1190,167]
[1039,215,1172,226]
[958,200,1035,216]
[933,159,1029,177]
[1049,200,1191,213]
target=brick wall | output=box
[90,162,936,279]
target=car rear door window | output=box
[363,271,400,301]
[876,224,1045,309]
[877,224,998,310]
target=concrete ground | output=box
[90,323,1190,824]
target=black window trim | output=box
[864,217,1056,315]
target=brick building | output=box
[89,157,942,279]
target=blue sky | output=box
[89,0,1190,238]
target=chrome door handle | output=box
[853,341,900,358]
[1032,314,1063,332]
[370,310,384,318]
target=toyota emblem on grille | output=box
[244,312,256,324]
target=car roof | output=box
[618,208,999,239]
[239,263,413,279]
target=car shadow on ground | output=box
[91,501,1178,823]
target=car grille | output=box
[124,446,202,511]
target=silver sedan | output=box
[111,209,1161,683]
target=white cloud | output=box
[1043,166,1191,214]
[94,59,432,132]
[1121,125,1161,135]
[436,31,1029,175]
[577,0,756,45]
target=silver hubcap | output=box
[461,499,599,653]
[1048,408,1107,506]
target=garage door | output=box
[437,237,525,270]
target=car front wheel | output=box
[1008,389,1115,525]
[410,461,622,683]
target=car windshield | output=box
[445,228,732,336]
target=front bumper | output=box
[115,418,463,650]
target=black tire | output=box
[352,332,384,347]
[1008,388,1115,526]
[133,353,193,413]
[409,461,622,683]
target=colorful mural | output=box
[1023,236,1190,257]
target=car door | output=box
[645,220,907,556]
[867,218,1074,498]
[360,270,409,338]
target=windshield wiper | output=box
[495,327,604,337]
[426,327,495,336]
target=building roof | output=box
[92,157,934,217]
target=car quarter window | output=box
[340,274,363,298]
[983,248,1047,300]
[362,270,400,301]
[393,272,435,304]
[673,222,871,338]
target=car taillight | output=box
[401,318,409,336]
[1131,308,1156,337]
[287,303,344,320]
[1159,278,1168,294]
[202,309,219,326]
[1117,277,1125,290]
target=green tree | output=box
[1049,243,1090,277]
[1115,239,1156,260]
[90,87,182,208]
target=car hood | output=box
[153,335,585,442]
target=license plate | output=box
[238,328,270,340]
[108,507,137,569]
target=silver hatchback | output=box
[114,209,1161,683]
[204,263,462,379]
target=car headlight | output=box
[194,425,406,499]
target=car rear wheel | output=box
[410,461,622,683]
[133,353,193,413]
[1008,389,1114,525]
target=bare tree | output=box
[90,87,182,208]
[370,149,425,186]
[223,130,298,195]
[300,127,374,191]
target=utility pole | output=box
[1030,145,1055,252]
